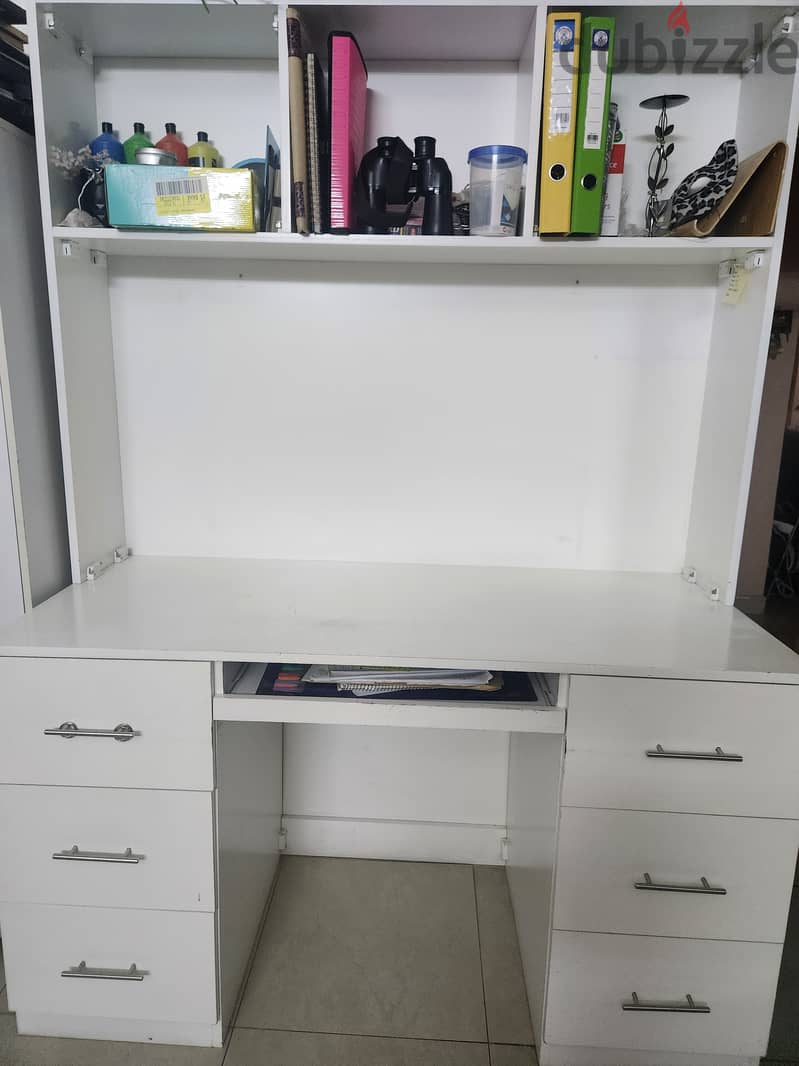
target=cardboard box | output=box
[105,165,255,232]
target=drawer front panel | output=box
[554,807,799,942]
[546,930,780,1055]
[0,902,217,1024]
[563,675,799,817]
[0,658,212,790]
[0,786,215,911]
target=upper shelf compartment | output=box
[36,1,281,225]
[37,2,279,60]
[296,3,537,63]
[603,5,788,65]
[285,3,540,204]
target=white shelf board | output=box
[0,555,798,682]
[41,3,278,60]
[298,4,536,62]
[52,227,774,266]
[214,692,566,732]
[297,3,783,64]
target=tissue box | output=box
[105,165,255,232]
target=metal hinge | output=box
[500,836,509,863]
[85,546,129,581]
[741,11,799,74]
[43,12,57,37]
[85,558,111,581]
[277,827,288,851]
[718,251,766,278]
[682,567,720,601]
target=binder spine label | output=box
[583,29,611,150]
[548,20,577,136]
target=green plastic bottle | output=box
[187,131,220,168]
[123,122,153,164]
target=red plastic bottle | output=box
[155,123,188,165]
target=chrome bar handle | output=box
[61,961,146,981]
[52,845,144,864]
[623,992,710,1013]
[44,722,140,742]
[634,872,726,895]
[646,744,742,762]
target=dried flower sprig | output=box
[49,144,114,179]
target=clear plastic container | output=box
[467,145,528,236]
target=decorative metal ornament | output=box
[639,94,689,236]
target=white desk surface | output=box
[0,555,796,683]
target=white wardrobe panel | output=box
[0,368,24,627]
[0,119,69,607]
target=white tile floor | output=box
[0,858,538,1066]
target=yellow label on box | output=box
[154,175,211,216]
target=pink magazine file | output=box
[328,31,368,233]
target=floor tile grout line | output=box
[472,865,493,1066]
[233,1023,494,1046]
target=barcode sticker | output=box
[551,108,572,133]
[155,176,211,216]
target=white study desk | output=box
[1,555,799,1066]
[0,555,796,681]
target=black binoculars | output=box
[355,135,453,236]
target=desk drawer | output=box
[546,930,780,1055]
[562,675,799,817]
[0,658,212,790]
[0,786,215,911]
[554,807,799,942]
[0,902,217,1024]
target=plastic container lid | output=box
[468,144,528,165]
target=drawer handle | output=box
[52,845,145,864]
[623,992,710,1014]
[44,721,140,742]
[61,961,146,982]
[646,744,742,762]
[634,872,726,895]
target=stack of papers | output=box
[301,665,495,697]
